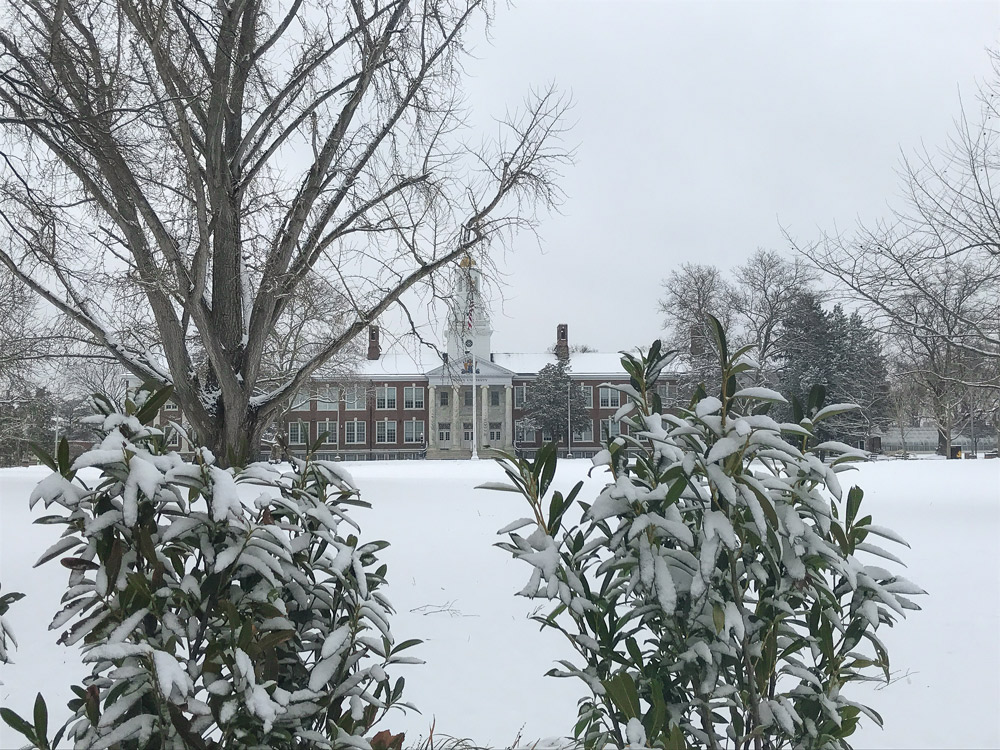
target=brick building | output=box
[152,258,684,460]
[277,258,683,460]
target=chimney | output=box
[555,323,569,360]
[367,325,381,360]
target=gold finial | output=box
[459,255,474,268]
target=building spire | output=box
[446,255,492,363]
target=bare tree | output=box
[0,268,39,397]
[658,263,733,391]
[0,0,570,463]
[727,248,817,384]
[794,54,1000,370]
[884,263,998,454]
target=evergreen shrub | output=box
[1,387,418,749]
[485,318,923,749]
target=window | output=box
[345,420,366,444]
[490,389,501,407]
[291,390,310,410]
[541,428,553,442]
[600,418,621,441]
[515,420,536,444]
[489,422,502,443]
[344,385,366,410]
[319,420,338,444]
[403,386,424,409]
[440,390,449,407]
[376,420,397,444]
[657,381,678,401]
[514,385,527,408]
[163,400,179,412]
[288,421,308,445]
[166,429,180,447]
[573,420,594,443]
[376,386,397,410]
[582,386,594,408]
[599,387,620,409]
[317,386,338,410]
[464,389,473,407]
[438,422,451,443]
[463,422,474,441]
[404,420,425,444]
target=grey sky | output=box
[453,0,1000,355]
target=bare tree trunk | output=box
[0,0,570,466]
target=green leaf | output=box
[256,629,295,653]
[665,723,686,750]
[830,522,851,554]
[391,638,422,654]
[807,383,827,415]
[0,591,25,614]
[134,385,175,425]
[602,672,641,720]
[0,708,36,744]
[707,314,728,363]
[625,637,643,668]
[648,677,667,738]
[57,437,70,476]
[475,481,522,493]
[813,403,860,422]
[27,442,58,472]
[536,441,558,499]
[846,486,863,527]
[712,603,725,634]
[33,693,48,748]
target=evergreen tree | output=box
[521,361,591,445]
[775,292,890,443]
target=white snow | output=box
[1,459,998,748]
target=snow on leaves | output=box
[491,339,921,750]
[7,387,418,750]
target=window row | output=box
[288,385,427,411]
[283,382,678,414]
[287,420,426,445]
[513,419,621,444]
[437,388,505,408]
[435,422,504,444]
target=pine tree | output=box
[521,361,591,446]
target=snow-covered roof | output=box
[355,350,442,377]
[352,348,685,379]
[491,351,620,376]
[491,351,685,378]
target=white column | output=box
[451,385,460,450]
[481,385,489,447]
[504,384,513,449]
[428,385,437,449]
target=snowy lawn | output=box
[1,458,998,748]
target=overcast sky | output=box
[447,0,1000,356]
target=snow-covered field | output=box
[2,458,998,748]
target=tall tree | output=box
[794,53,1000,370]
[886,263,999,454]
[0,0,569,464]
[658,263,732,394]
[727,249,817,384]
[521,360,590,446]
[774,292,890,443]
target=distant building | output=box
[148,258,685,460]
[279,258,684,460]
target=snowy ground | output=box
[2,458,998,748]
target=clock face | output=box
[465,339,473,347]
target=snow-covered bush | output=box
[0,584,23,683]
[2,387,418,749]
[486,320,923,749]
